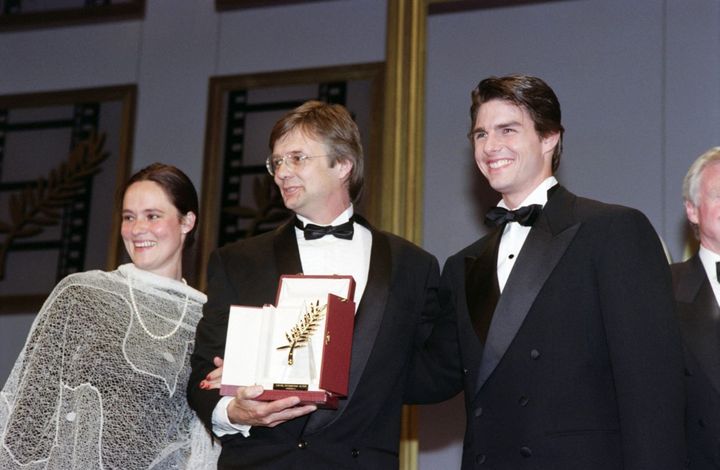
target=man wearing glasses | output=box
[188,100,454,469]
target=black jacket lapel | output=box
[465,227,502,343]
[305,217,391,433]
[676,254,720,394]
[273,220,303,277]
[476,186,581,391]
[674,254,706,303]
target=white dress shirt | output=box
[698,245,720,309]
[496,176,557,292]
[212,205,372,437]
[295,207,371,307]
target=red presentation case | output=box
[220,274,355,408]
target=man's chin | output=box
[486,180,508,194]
[282,198,298,211]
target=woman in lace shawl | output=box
[0,163,219,469]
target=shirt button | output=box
[476,453,486,464]
[474,407,483,417]
[520,446,532,458]
[297,440,308,449]
[351,449,360,458]
[530,349,541,360]
[518,396,529,407]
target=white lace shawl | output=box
[0,264,219,469]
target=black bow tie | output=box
[484,204,543,227]
[295,217,354,240]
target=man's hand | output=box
[227,385,317,427]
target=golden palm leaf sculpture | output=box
[277,300,327,365]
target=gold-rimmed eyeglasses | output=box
[265,152,331,176]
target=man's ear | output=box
[685,200,699,225]
[541,131,560,160]
[335,158,353,181]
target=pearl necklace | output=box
[127,274,189,340]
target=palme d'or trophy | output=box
[277,300,327,366]
[220,274,355,409]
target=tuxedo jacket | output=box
[187,215,444,469]
[672,254,720,469]
[439,186,686,469]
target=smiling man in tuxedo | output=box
[436,74,686,469]
[187,100,450,469]
[672,147,720,469]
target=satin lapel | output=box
[675,254,705,303]
[273,221,303,276]
[476,187,580,391]
[465,228,502,343]
[679,256,720,394]
[305,219,391,433]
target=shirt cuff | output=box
[211,396,251,437]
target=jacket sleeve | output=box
[596,209,686,469]
[404,253,463,404]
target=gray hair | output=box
[683,147,720,206]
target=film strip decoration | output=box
[217,89,249,248]
[0,102,99,282]
[55,103,99,278]
[217,82,348,247]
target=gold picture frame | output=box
[0,85,136,314]
[197,62,384,290]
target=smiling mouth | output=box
[134,241,157,248]
[488,159,513,169]
[282,186,301,195]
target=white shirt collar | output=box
[698,245,720,278]
[498,176,558,210]
[296,205,354,227]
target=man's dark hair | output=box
[471,74,564,172]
